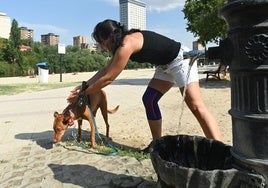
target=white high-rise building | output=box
[119,0,146,30]
[0,12,11,39]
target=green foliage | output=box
[4,19,25,75]
[9,19,21,48]
[6,19,22,64]
[0,19,152,77]
[0,38,8,61]
[64,140,150,161]
[62,48,108,73]
[0,43,152,77]
[0,26,152,77]
[183,0,228,46]
[21,38,34,47]
[118,149,150,161]
[125,61,153,70]
[0,61,20,77]
[97,145,150,161]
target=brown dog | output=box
[53,89,119,148]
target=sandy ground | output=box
[0,67,233,150]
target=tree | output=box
[21,38,34,47]
[1,39,153,77]
[183,0,228,46]
[0,38,8,61]
[6,19,24,74]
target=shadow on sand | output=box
[15,131,156,187]
[48,163,156,187]
[15,130,54,149]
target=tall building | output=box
[73,35,89,48]
[0,12,11,39]
[41,33,59,46]
[20,27,34,40]
[119,0,146,30]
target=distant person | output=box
[67,19,222,149]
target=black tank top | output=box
[130,31,181,65]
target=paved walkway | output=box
[0,69,212,187]
[0,71,159,187]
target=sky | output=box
[0,0,204,49]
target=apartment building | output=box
[73,35,89,48]
[192,41,204,50]
[119,0,146,30]
[0,12,11,39]
[41,33,59,46]
[20,27,34,40]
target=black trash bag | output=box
[149,135,265,188]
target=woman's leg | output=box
[180,82,222,141]
[143,78,174,140]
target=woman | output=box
[67,19,222,144]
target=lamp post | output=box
[58,43,66,82]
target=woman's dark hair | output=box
[92,19,140,54]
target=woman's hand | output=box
[66,85,81,103]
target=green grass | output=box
[64,140,150,161]
[0,82,79,96]
[118,149,150,161]
[97,145,150,161]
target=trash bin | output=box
[149,135,265,188]
[36,62,49,83]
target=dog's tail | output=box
[107,105,119,114]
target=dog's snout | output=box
[53,138,58,143]
[53,134,60,143]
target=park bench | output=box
[203,63,228,81]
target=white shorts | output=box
[153,50,199,88]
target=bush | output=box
[0,62,20,77]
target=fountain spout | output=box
[206,38,234,66]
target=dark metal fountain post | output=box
[208,0,268,184]
[149,1,268,187]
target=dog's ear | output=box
[54,111,59,118]
[62,111,74,126]
[63,110,70,117]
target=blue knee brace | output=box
[142,87,163,120]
